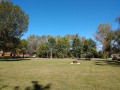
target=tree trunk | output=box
[47,52,48,58]
[50,49,52,58]
[10,52,13,58]
[23,52,24,58]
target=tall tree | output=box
[27,35,38,56]
[111,16,120,53]
[48,37,56,58]
[19,39,28,57]
[84,38,97,58]
[37,42,49,58]
[72,34,82,57]
[95,24,114,58]
[81,38,97,58]
[0,0,29,51]
[56,37,70,58]
[114,30,120,53]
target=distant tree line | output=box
[19,34,97,58]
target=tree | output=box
[82,38,97,58]
[19,39,28,57]
[81,38,97,58]
[56,37,70,58]
[0,0,29,52]
[114,16,120,53]
[114,29,120,53]
[37,42,49,58]
[27,35,38,56]
[95,24,114,58]
[48,37,56,58]
[72,34,82,57]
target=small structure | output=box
[111,54,120,60]
[0,51,3,56]
[71,60,80,64]
[2,52,11,56]
[32,54,36,58]
[0,51,29,57]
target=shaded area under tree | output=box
[14,81,51,90]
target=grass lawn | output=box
[0,58,120,90]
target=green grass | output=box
[0,58,120,90]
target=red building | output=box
[0,51,29,57]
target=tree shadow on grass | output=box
[0,58,31,62]
[14,81,51,90]
[95,61,107,66]
[106,60,120,67]
[94,60,120,67]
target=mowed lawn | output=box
[0,58,120,90]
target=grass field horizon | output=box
[0,58,120,90]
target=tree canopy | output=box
[23,34,97,58]
[0,0,29,51]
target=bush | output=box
[81,53,93,58]
[0,56,11,59]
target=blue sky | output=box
[13,0,120,39]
